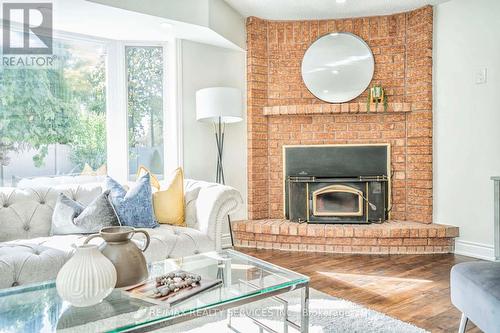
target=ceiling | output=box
[0,0,173,41]
[2,0,243,49]
[223,0,450,20]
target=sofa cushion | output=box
[153,168,185,226]
[137,165,161,190]
[183,180,204,229]
[106,174,158,228]
[50,192,120,235]
[0,243,69,288]
[143,225,213,260]
[3,235,86,258]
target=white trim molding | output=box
[106,41,128,183]
[455,240,498,261]
[107,40,181,180]
[170,38,184,171]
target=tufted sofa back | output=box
[0,180,204,243]
[0,184,103,242]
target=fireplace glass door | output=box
[312,185,363,216]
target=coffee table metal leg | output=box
[227,310,243,333]
[283,297,289,333]
[234,279,309,333]
[301,284,309,333]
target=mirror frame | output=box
[301,32,375,103]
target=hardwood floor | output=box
[237,248,482,333]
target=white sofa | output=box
[0,179,242,289]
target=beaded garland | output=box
[152,272,202,297]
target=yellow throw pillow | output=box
[137,165,161,191]
[81,163,107,176]
[95,164,107,176]
[80,163,94,176]
[153,168,185,226]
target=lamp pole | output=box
[214,116,225,184]
[213,116,235,247]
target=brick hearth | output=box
[232,220,459,254]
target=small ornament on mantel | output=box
[367,85,388,112]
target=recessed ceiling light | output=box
[336,0,346,3]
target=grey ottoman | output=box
[451,262,500,333]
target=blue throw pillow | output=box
[106,173,158,228]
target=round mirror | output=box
[301,32,374,103]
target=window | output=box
[126,46,164,180]
[0,28,174,187]
[0,34,107,186]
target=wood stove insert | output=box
[284,144,391,224]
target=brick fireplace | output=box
[237,5,459,254]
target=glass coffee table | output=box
[0,250,309,332]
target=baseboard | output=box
[454,240,498,261]
[222,233,233,249]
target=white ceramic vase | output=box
[56,244,117,307]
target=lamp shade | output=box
[196,87,243,123]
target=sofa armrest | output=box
[188,180,243,251]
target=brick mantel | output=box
[263,103,414,115]
[246,7,433,223]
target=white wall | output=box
[434,0,500,260]
[208,0,246,49]
[180,40,247,245]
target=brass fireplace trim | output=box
[311,185,364,217]
[282,143,392,219]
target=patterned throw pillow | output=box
[51,191,120,235]
[106,173,158,228]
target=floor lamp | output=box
[196,87,243,247]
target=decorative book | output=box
[122,270,222,307]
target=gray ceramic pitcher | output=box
[84,226,150,288]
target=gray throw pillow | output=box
[51,191,120,235]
